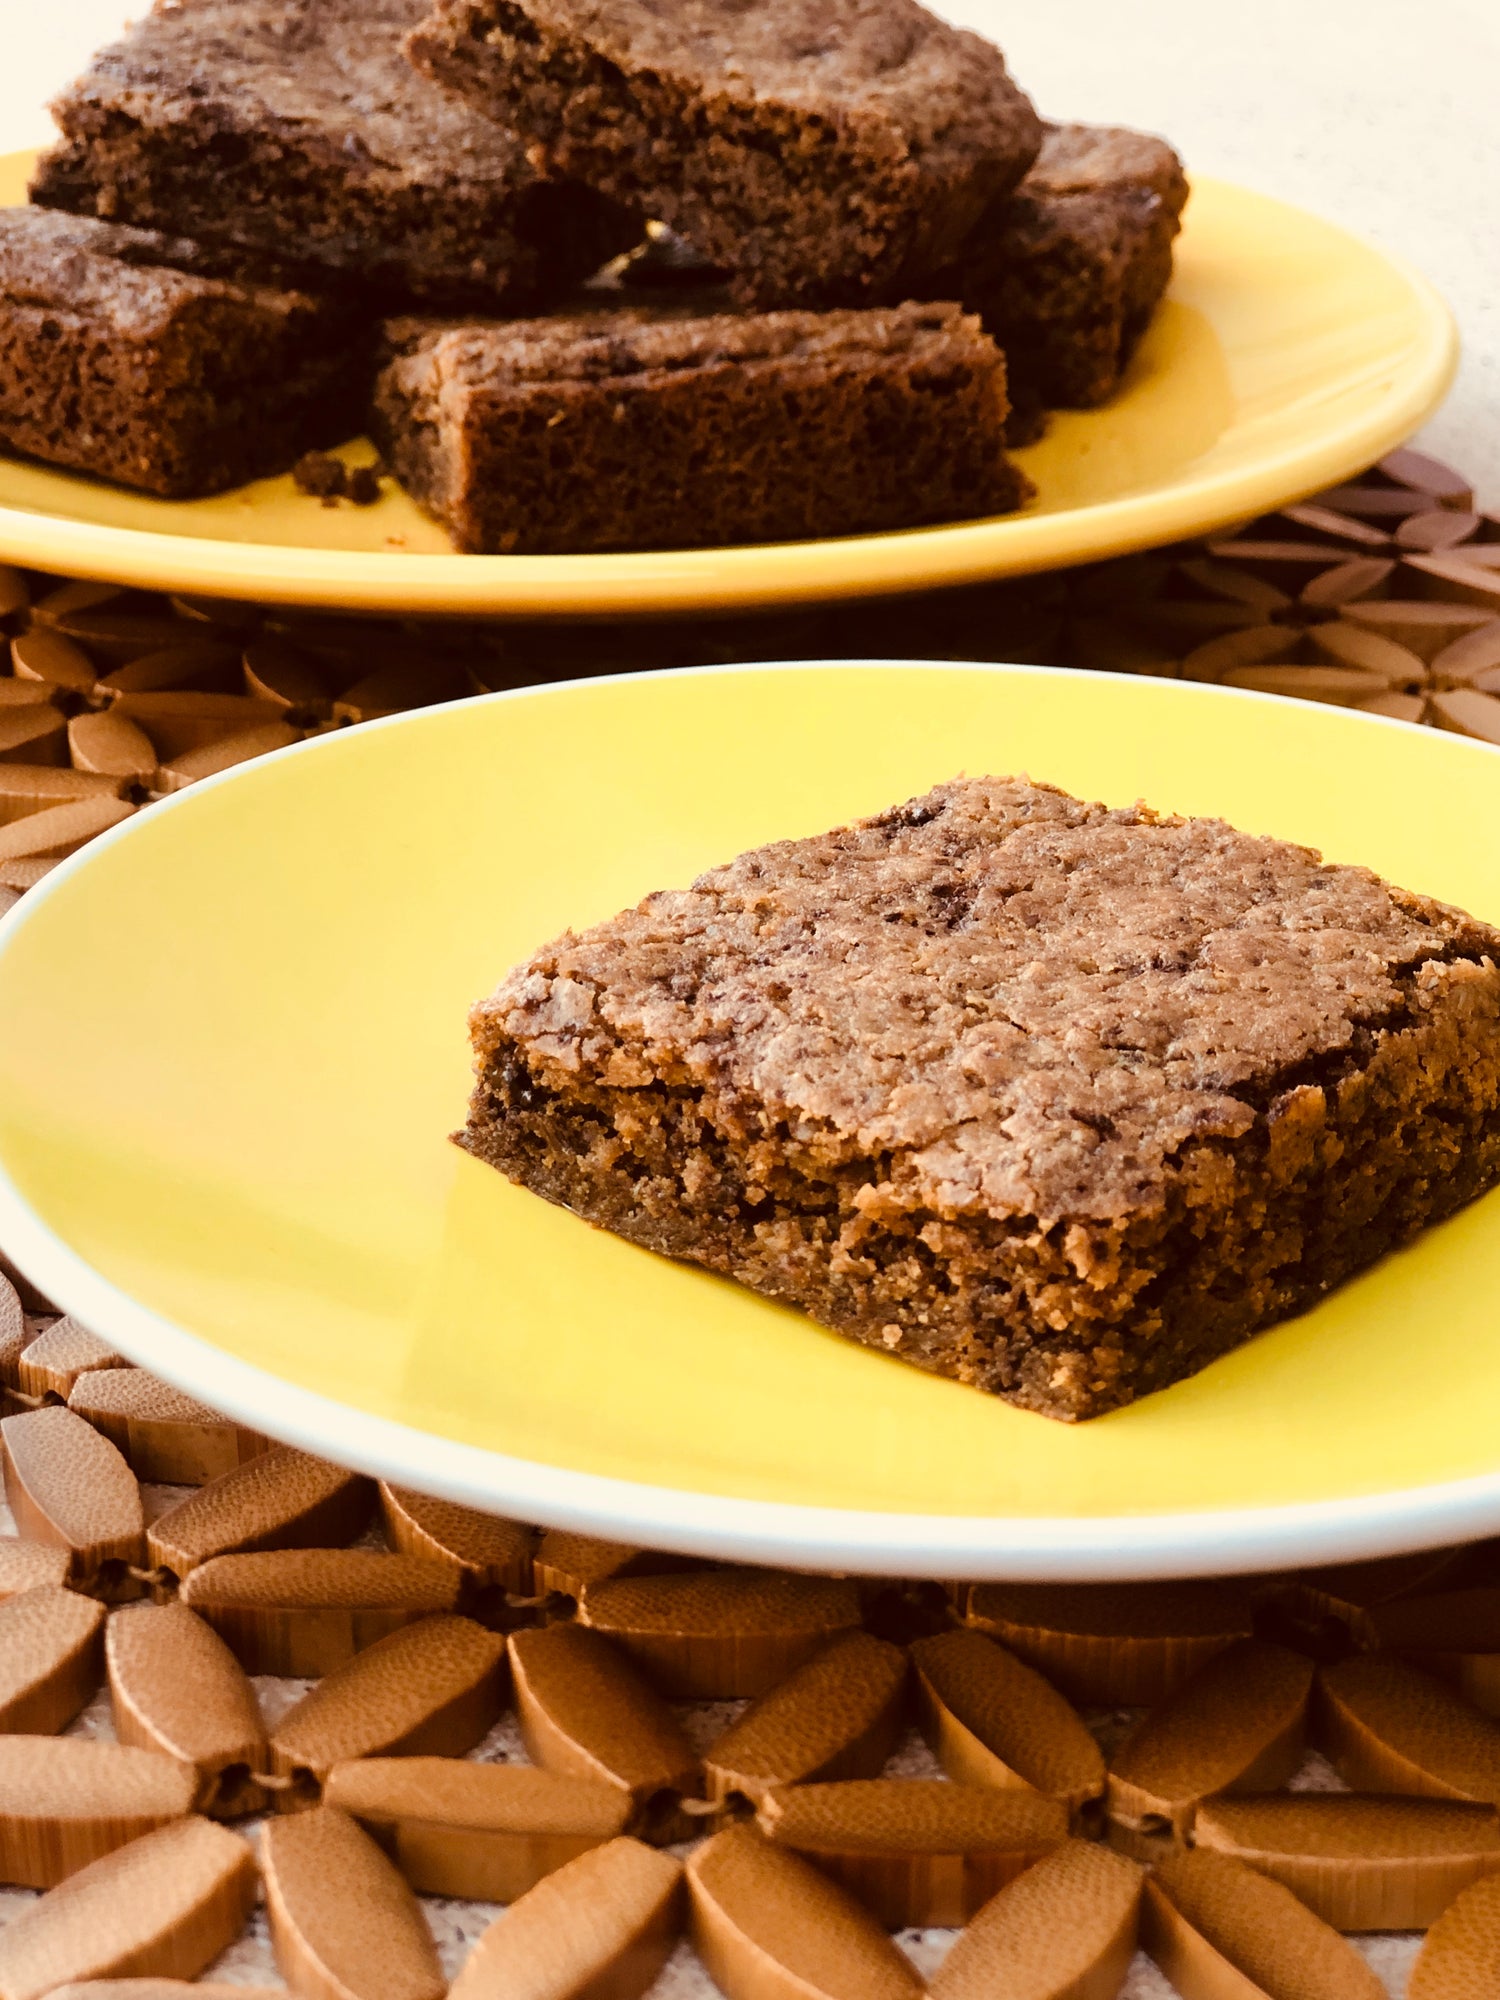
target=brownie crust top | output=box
[0,205,317,333]
[1024,123,1189,206]
[959,121,1189,289]
[476,777,1500,1227]
[383,300,995,389]
[415,0,1034,168]
[44,0,533,194]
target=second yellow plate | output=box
[0,664,1497,1578]
[0,154,1459,616]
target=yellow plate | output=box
[0,664,1498,1578]
[0,153,1458,618]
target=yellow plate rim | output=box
[0,660,1498,1580]
[0,172,1460,617]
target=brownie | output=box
[0,206,360,498]
[29,0,638,311]
[584,122,1184,434]
[459,776,1500,1422]
[926,123,1189,420]
[371,301,1029,555]
[405,0,1042,309]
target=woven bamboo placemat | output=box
[0,1472,1431,1997]
[0,443,1495,907]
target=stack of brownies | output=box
[0,0,1188,555]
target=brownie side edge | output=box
[459,951,1500,1421]
[371,305,1025,553]
[930,123,1190,411]
[0,229,364,496]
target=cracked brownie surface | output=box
[406,0,1041,308]
[30,0,636,309]
[460,778,1500,1420]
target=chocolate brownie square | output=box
[405,0,1042,308]
[0,207,359,498]
[371,301,1029,554]
[929,124,1189,424]
[30,0,637,311]
[460,777,1500,1422]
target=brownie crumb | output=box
[346,464,384,507]
[293,452,383,506]
[293,451,351,505]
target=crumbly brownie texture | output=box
[460,777,1500,1422]
[371,301,1028,555]
[30,0,637,310]
[405,0,1042,308]
[0,207,360,498]
[926,123,1189,417]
